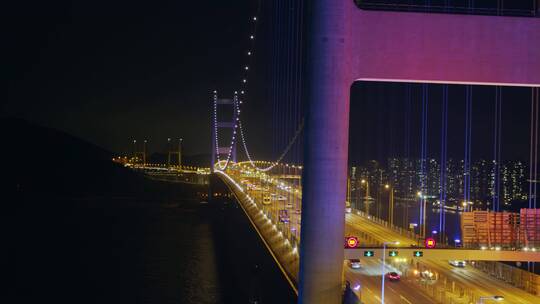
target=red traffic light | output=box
[425,237,436,249]
[345,236,359,248]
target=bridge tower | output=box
[299,1,540,304]
[167,138,183,169]
[132,139,147,166]
[211,91,238,171]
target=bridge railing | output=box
[216,168,300,291]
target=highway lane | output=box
[344,259,438,304]
[421,259,540,304]
[346,213,419,247]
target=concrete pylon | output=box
[298,1,351,303]
[211,92,238,172]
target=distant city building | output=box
[351,158,528,210]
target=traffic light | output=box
[413,251,423,257]
[425,237,436,249]
[364,250,375,257]
[345,236,359,248]
[389,250,398,257]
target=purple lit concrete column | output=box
[298,1,351,303]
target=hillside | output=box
[0,117,203,198]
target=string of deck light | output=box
[212,4,261,172]
[213,1,304,172]
[232,4,306,172]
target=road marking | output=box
[400,295,413,304]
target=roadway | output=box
[345,212,422,248]
[219,168,540,303]
[345,212,540,303]
[421,259,540,304]
[344,259,437,304]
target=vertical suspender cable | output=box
[529,88,534,209]
[271,1,278,159]
[278,0,285,159]
[297,0,304,165]
[404,85,412,228]
[492,87,502,211]
[493,88,498,211]
[467,86,474,205]
[464,86,473,206]
[532,88,540,209]
[529,88,539,208]
[439,85,448,240]
[498,86,503,210]
[291,0,298,164]
[420,84,428,236]
[285,0,293,163]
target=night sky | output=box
[3,0,537,164]
[3,0,267,157]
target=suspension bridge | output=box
[152,1,540,303]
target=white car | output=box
[348,259,361,269]
[449,260,466,267]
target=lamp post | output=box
[384,184,394,226]
[143,139,147,166]
[381,241,399,304]
[132,139,137,161]
[462,200,474,212]
[178,138,183,169]
[478,295,504,303]
[167,138,171,168]
[346,173,351,211]
[417,191,426,237]
[361,179,370,215]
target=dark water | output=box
[11,184,296,303]
[424,209,462,243]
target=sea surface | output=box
[12,183,296,304]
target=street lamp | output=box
[478,295,504,303]
[462,200,474,212]
[361,179,370,215]
[132,139,137,161]
[381,241,400,304]
[143,139,147,166]
[178,138,183,168]
[384,184,394,226]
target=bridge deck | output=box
[216,168,540,299]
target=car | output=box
[419,270,436,283]
[262,195,271,205]
[348,259,361,269]
[345,207,352,213]
[386,272,401,281]
[279,210,290,223]
[449,260,467,267]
